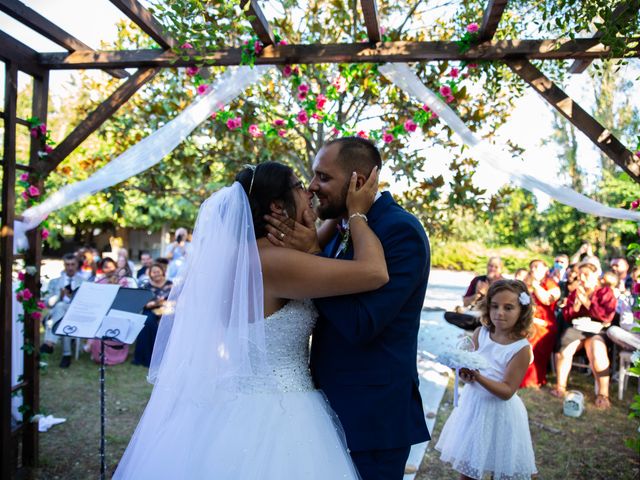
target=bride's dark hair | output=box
[236,162,297,238]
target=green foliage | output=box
[487,186,541,246]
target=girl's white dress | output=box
[436,327,537,480]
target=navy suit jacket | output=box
[310,191,431,452]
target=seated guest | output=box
[133,263,173,367]
[570,242,602,275]
[549,254,569,285]
[39,253,85,368]
[610,257,633,291]
[607,268,640,351]
[521,260,561,388]
[136,251,153,283]
[77,247,97,281]
[116,263,138,288]
[551,262,617,409]
[165,228,189,280]
[462,256,504,308]
[514,268,529,282]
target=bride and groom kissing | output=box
[114,136,431,480]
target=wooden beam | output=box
[478,0,509,42]
[43,68,160,175]
[0,0,128,79]
[241,0,276,46]
[37,37,640,69]
[360,0,382,44]
[0,62,18,480]
[507,59,640,182]
[0,30,43,76]
[568,0,640,74]
[109,0,177,49]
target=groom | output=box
[269,137,431,479]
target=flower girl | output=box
[436,279,537,480]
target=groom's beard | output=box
[315,183,349,220]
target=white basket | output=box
[563,390,585,418]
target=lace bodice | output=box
[243,300,318,394]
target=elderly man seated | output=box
[39,253,85,368]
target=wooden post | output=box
[0,61,18,480]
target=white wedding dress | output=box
[114,300,360,479]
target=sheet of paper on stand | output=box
[55,283,120,338]
[97,310,147,344]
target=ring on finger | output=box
[280,233,285,240]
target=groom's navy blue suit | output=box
[311,191,431,479]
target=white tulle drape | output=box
[379,63,640,222]
[13,66,272,253]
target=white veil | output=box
[114,182,270,477]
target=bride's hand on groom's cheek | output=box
[264,210,321,254]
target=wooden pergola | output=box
[1,0,638,476]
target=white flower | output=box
[26,266,37,276]
[519,292,531,306]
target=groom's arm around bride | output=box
[269,137,431,480]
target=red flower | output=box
[37,300,46,309]
[632,199,640,209]
[31,311,42,321]
[186,66,199,76]
[331,127,339,135]
[44,145,54,154]
[356,130,368,138]
[298,84,310,94]
[467,63,478,69]
[316,94,327,110]
[18,271,25,281]
[449,68,460,78]
[421,104,430,112]
[283,65,293,77]
[22,288,33,301]
[439,85,452,97]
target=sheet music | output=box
[55,283,120,338]
[97,309,147,344]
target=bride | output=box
[113,161,386,479]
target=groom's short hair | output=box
[326,137,382,175]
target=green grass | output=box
[31,349,640,479]
[418,372,640,480]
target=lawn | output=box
[30,348,640,479]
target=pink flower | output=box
[331,127,339,135]
[312,113,321,120]
[37,300,46,309]
[449,68,460,78]
[248,124,263,138]
[21,191,29,201]
[226,117,242,130]
[273,119,285,127]
[21,288,32,301]
[181,42,194,49]
[41,228,49,240]
[332,75,347,93]
[44,145,53,154]
[467,63,478,69]
[380,26,387,35]
[278,129,287,137]
[356,130,368,138]
[210,112,218,119]
[292,67,300,76]
[28,185,40,197]
[634,310,640,320]
[297,92,307,100]
[31,311,42,321]
[445,95,455,103]
[20,173,29,182]
[18,272,25,281]
[298,84,309,94]
[30,128,38,138]
[39,123,47,135]
[316,94,327,110]
[421,104,430,112]
[297,110,309,124]
[16,291,23,302]
[632,199,640,209]
[283,65,293,77]
[404,119,417,132]
[439,85,452,97]
[197,84,209,95]
[382,132,394,143]
[636,150,640,159]
[254,40,263,54]
[431,112,439,119]
[186,66,199,76]
[466,23,479,33]
[277,39,288,46]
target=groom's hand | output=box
[264,210,321,254]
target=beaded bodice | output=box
[259,300,318,393]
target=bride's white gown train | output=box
[114,300,360,479]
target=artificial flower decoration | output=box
[518,292,531,306]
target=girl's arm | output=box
[531,281,560,306]
[473,345,531,400]
[261,168,389,300]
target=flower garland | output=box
[183,24,481,145]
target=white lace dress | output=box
[435,327,537,480]
[114,300,360,479]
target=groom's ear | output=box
[355,172,366,190]
[269,200,285,215]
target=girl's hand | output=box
[346,167,378,216]
[459,368,477,383]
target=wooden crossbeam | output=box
[36,37,640,69]
[478,0,509,42]
[109,0,177,49]
[568,0,640,74]
[0,29,43,76]
[0,0,128,79]
[360,0,381,44]
[507,59,640,183]
[43,68,160,175]
[241,0,276,46]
